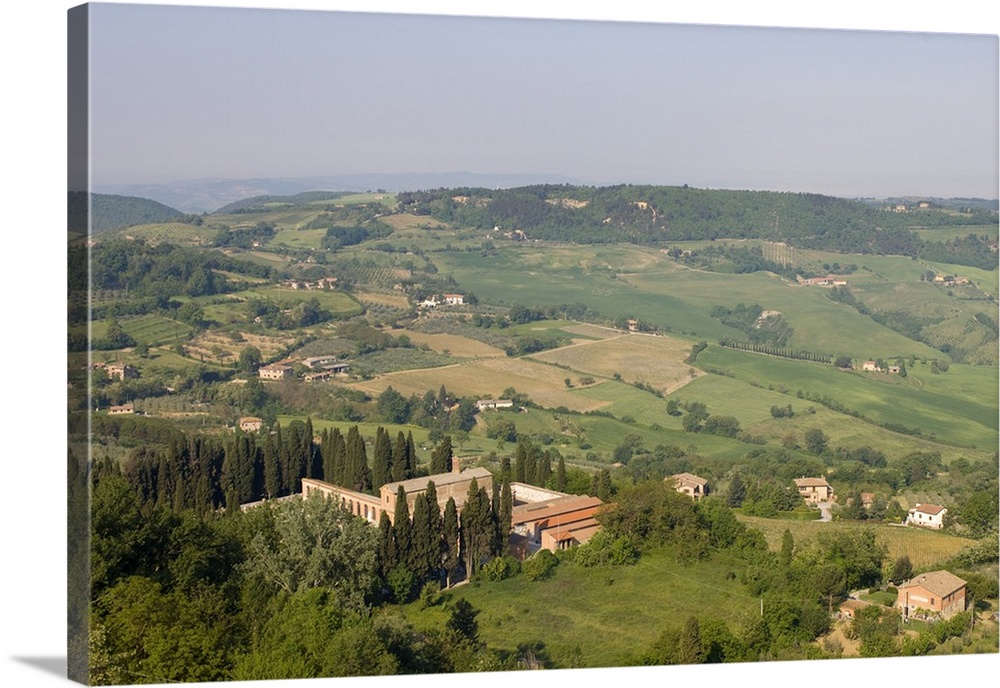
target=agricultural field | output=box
[343,355,607,413]
[737,515,976,571]
[395,330,506,358]
[699,347,998,452]
[530,332,700,393]
[184,330,298,365]
[100,221,219,246]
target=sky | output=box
[83,1,999,199]
[2,3,999,688]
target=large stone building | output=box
[301,464,493,526]
[300,465,603,557]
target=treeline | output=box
[91,239,272,296]
[395,185,996,262]
[103,414,451,515]
[718,337,832,363]
[918,233,999,270]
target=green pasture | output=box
[695,347,998,451]
[438,244,949,360]
[920,260,999,299]
[913,225,999,243]
[736,515,975,571]
[305,192,396,207]
[120,314,193,346]
[402,547,759,669]
[270,227,328,249]
[235,287,363,316]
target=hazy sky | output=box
[86,2,998,198]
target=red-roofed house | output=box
[896,570,967,620]
[906,503,947,529]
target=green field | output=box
[736,515,976,571]
[695,346,998,451]
[402,547,760,669]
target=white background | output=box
[1,2,997,687]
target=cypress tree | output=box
[460,478,481,576]
[431,435,453,474]
[500,478,513,551]
[393,486,413,570]
[391,431,408,481]
[378,510,396,580]
[303,417,316,478]
[372,426,393,489]
[346,425,371,493]
[500,455,511,480]
[424,481,443,581]
[443,497,460,587]
[410,488,433,581]
[556,455,566,491]
[539,450,552,487]
[330,427,346,486]
[524,445,538,486]
[319,427,331,481]
[515,441,527,483]
[405,431,417,478]
[263,432,281,499]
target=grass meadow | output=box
[402,546,760,669]
[736,515,976,571]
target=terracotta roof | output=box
[899,570,967,597]
[670,472,708,487]
[794,477,831,488]
[911,503,946,515]
[381,466,492,495]
[511,495,603,526]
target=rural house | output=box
[794,477,834,504]
[108,403,134,415]
[239,416,262,433]
[476,399,514,411]
[906,503,947,529]
[668,472,709,499]
[258,364,292,380]
[443,293,465,305]
[896,570,967,620]
[106,363,139,380]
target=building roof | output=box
[911,503,947,515]
[382,466,492,495]
[794,477,831,488]
[899,570,967,597]
[511,495,603,526]
[670,472,708,488]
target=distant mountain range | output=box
[92,172,586,214]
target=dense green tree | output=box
[678,616,704,664]
[804,428,829,455]
[392,486,413,571]
[372,427,393,490]
[242,492,379,608]
[442,497,460,587]
[556,455,567,491]
[430,436,453,474]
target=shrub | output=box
[477,555,521,582]
[522,550,558,581]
